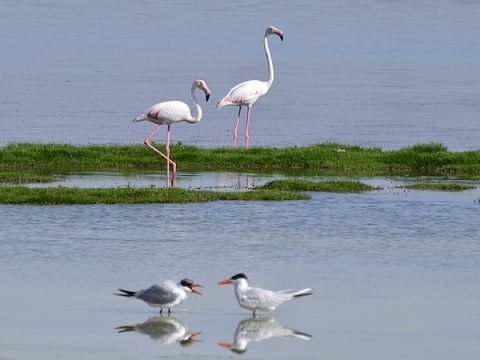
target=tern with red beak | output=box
[115,278,202,314]
[218,273,312,316]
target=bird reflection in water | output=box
[116,316,202,347]
[219,316,311,354]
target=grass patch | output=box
[0,172,53,184]
[259,179,379,192]
[1,143,479,175]
[398,183,476,192]
[0,187,310,205]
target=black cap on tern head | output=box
[180,278,194,287]
[230,273,248,281]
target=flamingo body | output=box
[216,80,268,108]
[135,101,196,125]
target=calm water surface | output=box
[1,180,479,359]
[1,0,480,149]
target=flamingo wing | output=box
[143,101,192,124]
[222,80,268,106]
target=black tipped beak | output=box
[206,93,210,102]
[280,34,284,41]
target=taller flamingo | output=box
[133,80,211,183]
[216,26,284,148]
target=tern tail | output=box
[292,288,313,298]
[114,288,137,297]
[115,325,135,333]
[292,329,313,340]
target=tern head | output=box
[265,26,284,41]
[218,273,248,285]
[179,278,203,295]
[195,79,211,102]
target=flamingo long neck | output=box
[188,85,202,124]
[264,35,274,89]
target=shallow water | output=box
[1,0,480,150]
[1,179,479,359]
[1,1,480,358]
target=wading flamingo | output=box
[133,80,211,185]
[216,26,284,148]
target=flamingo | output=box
[133,80,211,184]
[216,26,284,148]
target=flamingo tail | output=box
[133,113,148,122]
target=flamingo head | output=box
[265,26,284,41]
[195,79,211,102]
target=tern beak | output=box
[218,342,232,349]
[218,279,233,285]
[190,284,203,295]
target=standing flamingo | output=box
[216,26,284,148]
[133,80,211,184]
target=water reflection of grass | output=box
[0,172,53,184]
[0,187,310,205]
[1,143,479,174]
[260,179,380,192]
[398,183,476,192]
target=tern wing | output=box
[137,281,179,305]
[242,287,284,310]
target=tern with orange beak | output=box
[218,273,312,316]
[115,278,203,314]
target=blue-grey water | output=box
[1,174,480,359]
[1,0,480,150]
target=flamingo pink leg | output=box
[165,125,177,174]
[233,106,242,148]
[143,124,176,180]
[245,106,252,148]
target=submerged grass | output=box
[0,187,310,205]
[259,179,379,192]
[0,171,53,184]
[1,143,480,175]
[399,183,476,192]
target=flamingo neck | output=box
[264,35,274,89]
[188,84,202,124]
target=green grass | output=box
[1,143,479,175]
[0,187,310,205]
[398,183,476,192]
[259,179,379,192]
[0,171,53,184]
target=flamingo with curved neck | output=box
[217,26,284,148]
[134,80,211,185]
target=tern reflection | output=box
[219,316,311,354]
[116,316,201,346]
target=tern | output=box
[219,316,311,354]
[218,273,312,316]
[116,316,202,346]
[115,278,202,314]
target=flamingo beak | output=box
[203,86,211,102]
[190,283,203,295]
[218,279,233,285]
[273,28,284,41]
